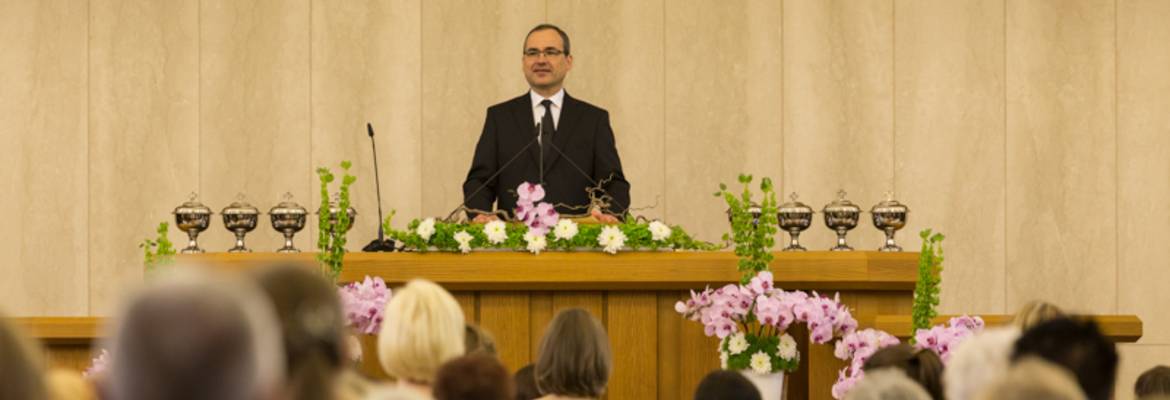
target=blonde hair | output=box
[943,327,1021,400]
[1013,301,1064,331]
[378,279,465,383]
[846,369,931,400]
[535,308,612,398]
[46,369,95,400]
[976,357,1086,400]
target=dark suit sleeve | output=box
[462,110,498,216]
[593,110,631,215]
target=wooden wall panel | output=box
[607,292,658,399]
[479,292,531,371]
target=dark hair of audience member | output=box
[253,264,347,400]
[693,370,762,400]
[466,323,498,356]
[1012,317,1118,400]
[0,314,49,400]
[862,343,945,400]
[433,354,514,400]
[1136,365,1170,399]
[513,364,541,400]
[535,308,612,399]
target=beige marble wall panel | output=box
[1116,344,1170,400]
[419,0,545,218]
[200,0,312,253]
[664,0,783,242]
[1005,0,1117,314]
[0,0,89,316]
[782,0,894,251]
[1118,0,1170,344]
[548,0,665,220]
[894,0,1006,314]
[311,0,422,248]
[88,0,200,315]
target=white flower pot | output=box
[740,370,787,400]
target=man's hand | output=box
[590,208,620,224]
[472,214,499,224]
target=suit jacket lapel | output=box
[510,94,541,168]
[545,92,583,172]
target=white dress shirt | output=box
[530,88,565,131]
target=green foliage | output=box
[382,217,719,253]
[140,221,175,272]
[316,161,356,281]
[911,229,946,337]
[721,333,800,373]
[715,174,779,284]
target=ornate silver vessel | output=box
[269,193,307,253]
[173,193,212,254]
[823,190,860,251]
[778,193,814,251]
[319,195,357,233]
[871,194,909,252]
[222,194,260,253]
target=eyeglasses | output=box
[524,48,565,59]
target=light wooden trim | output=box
[871,314,1144,343]
[179,251,919,291]
[11,317,103,344]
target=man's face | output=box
[522,29,572,91]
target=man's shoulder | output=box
[486,93,529,114]
[566,94,607,116]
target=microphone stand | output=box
[537,121,545,186]
[362,123,397,252]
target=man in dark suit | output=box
[462,24,630,223]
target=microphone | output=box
[445,130,541,222]
[362,123,397,252]
[537,121,545,186]
[545,140,631,216]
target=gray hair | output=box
[944,327,1022,400]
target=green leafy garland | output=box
[316,161,356,281]
[911,229,946,336]
[716,174,779,283]
[383,216,719,253]
[140,221,176,272]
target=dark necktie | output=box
[540,99,555,150]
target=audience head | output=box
[253,264,347,400]
[535,308,612,399]
[46,369,95,400]
[434,354,514,400]
[693,370,762,400]
[465,323,498,356]
[513,364,540,400]
[0,314,49,400]
[378,279,465,384]
[1012,317,1118,400]
[1136,365,1170,399]
[106,268,284,400]
[863,344,944,400]
[943,327,1021,400]
[366,387,431,400]
[976,357,1086,400]
[845,369,932,400]
[1012,300,1065,331]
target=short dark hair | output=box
[434,354,514,400]
[694,370,761,400]
[535,308,611,397]
[1012,318,1119,400]
[1136,365,1170,398]
[863,344,945,400]
[525,24,571,55]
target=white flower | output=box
[524,232,547,255]
[727,332,749,355]
[484,220,508,244]
[720,351,729,369]
[598,225,627,254]
[749,351,772,374]
[649,220,672,241]
[453,231,473,254]
[416,218,436,241]
[778,333,798,360]
[553,219,579,241]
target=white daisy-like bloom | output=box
[453,231,473,254]
[598,225,627,254]
[749,351,772,374]
[524,232,547,255]
[720,351,729,370]
[778,333,798,360]
[553,219,579,241]
[416,218,436,241]
[649,220,672,241]
[727,332,749,355]
[483,220,508,244]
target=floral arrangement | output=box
[338,275,392,335]
[831,329,901,398]
[317,161,357,281]
[716,174,779,283]
[675,271,857,375]
[913,315,984,362]
[84,349,111,378]
[386,183,716,254]
[139,222,175,271]
[912,229,945,334]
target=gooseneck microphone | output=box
[362,123,397,252]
